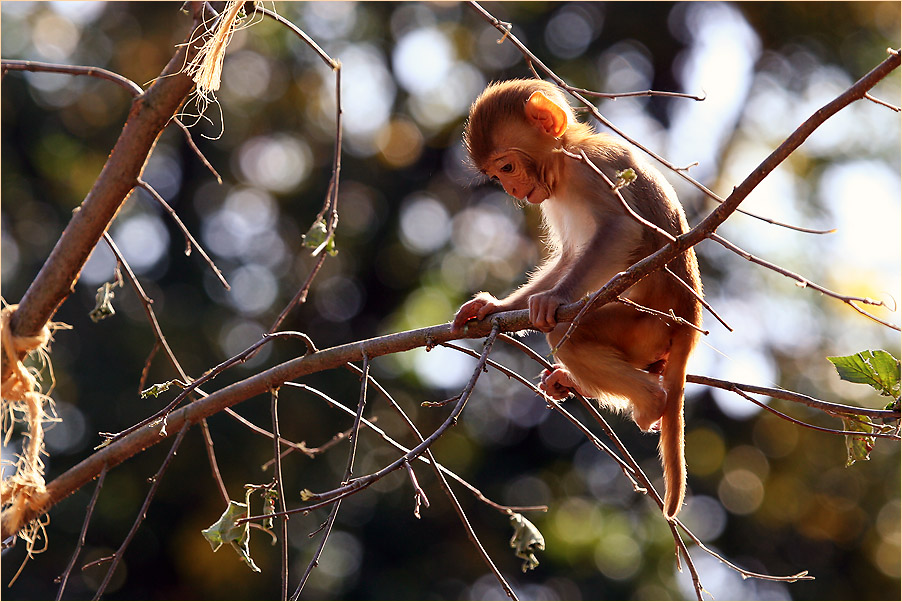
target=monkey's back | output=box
[575,134,703,329]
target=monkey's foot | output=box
[632,388,666,432]
[539,365,580,400]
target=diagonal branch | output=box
[1,5,215,383]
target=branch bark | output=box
[1,5,210,381]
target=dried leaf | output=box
[509,513,545,572]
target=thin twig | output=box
[569,84,706,102]
[135,178,230,290]
[91,422,190,600]
[101,331,310,445]
[199,419,230,505]
[286,381,545,513]
[710,233,899,331]
[258,5,343,334]
[225,407,317,460]
[270,389,289,601]
[102,233,230,505]
[614,296,709,335]
[291,354,369,600]
[687,374,901,421]
[54,465,107,600]
[674,515,812,583]
[864,92,901,111]
[403,460,430,519]
[728,385,900,439]
[1,59,143,96]
[172,117,223,183]
[664,265,732,332]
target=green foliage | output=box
[827,350,901,399]
[828,350,901,466]
[139,379,187,399]
[201,500,261,573]
[301,218,338,257]
[841,415,877,466]
[614,167,637,188]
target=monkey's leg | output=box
[546,309,668,431]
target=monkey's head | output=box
[463,79,578,204]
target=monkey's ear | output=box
[525,91,569,138]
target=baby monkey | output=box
[452,79,702,518]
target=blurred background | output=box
[1,1,899,599]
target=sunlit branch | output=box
[569,84,706,102]
[710,233,900,331]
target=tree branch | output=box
[2,5,213,382]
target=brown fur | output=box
[453,79,702,518]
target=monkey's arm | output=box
[450,252,573,333]
[528,214,638,331]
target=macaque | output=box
[451,79,702,519]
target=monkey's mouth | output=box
[524,187,542,204]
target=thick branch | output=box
[1,7,209,380]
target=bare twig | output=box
[725,384,900,439]
[1,59,143,96]
[91,422,190,600]
[614,297,709,335]
[199,419,230,505]
[664,265,733,332]
[259,5,343,334]
[99,331,310,446]
[54,465,107,601]
[686,374,901,421]
[570,84,706,102]
[864,92,901,112]
[270,389,289,601]
[291,354,370,600]
[172,117,223,182]
[2,8,213,384]
[135,178,230,290]
[710,233,899,331]
[403,460,430,519]
[285,381,545,513]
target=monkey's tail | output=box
[659,330,694,519]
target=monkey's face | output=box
[483,150,549,205]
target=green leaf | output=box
[509,513,545,572]
[841,415,876,467]
[615,167,637,185]
[301,218,338,257]
[827,350,901,398]
[141,381,174,399]
[89,281,118,322]
[201,501,262,573]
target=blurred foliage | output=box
[1,1,900,600]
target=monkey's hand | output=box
[451,292,503,334]
[527,291,568,332]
